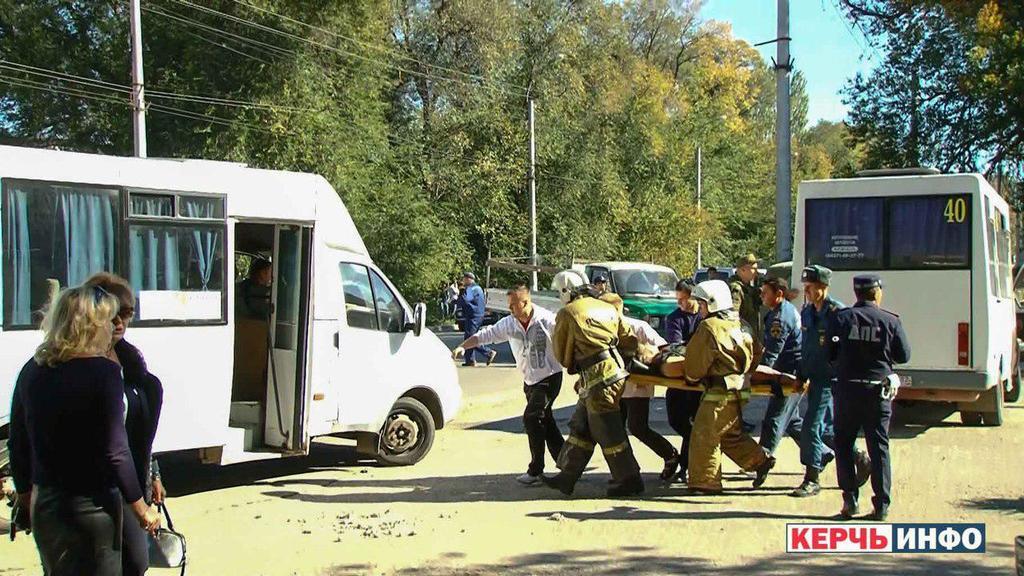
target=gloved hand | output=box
[451,346,465,360]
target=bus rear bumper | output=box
[895,369,992,403]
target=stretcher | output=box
[628,360,800,396]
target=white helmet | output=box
[692,279,733,314]
[552,270,587,304]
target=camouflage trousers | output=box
[687,390,768,491]
[555,379,641,487]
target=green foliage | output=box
[0,0,855,302]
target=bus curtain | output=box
[3,185,117,326]
[181,198,219,290]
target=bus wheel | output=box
[1007,359,1022,403]
[376,397,436,467]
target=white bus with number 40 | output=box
[793,168,1018,426]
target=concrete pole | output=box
[696,146,703,269]
[528,97,538,291]
[130,0,147,158]
[774,0,791,262]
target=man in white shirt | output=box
[453,283,565,484]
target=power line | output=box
[221,0,528,94]
[0,60,130,93]
[171,22,277,66]
[0,58,435,150]
[828,0,883,62]
[0,74,128,106]
[143,4,298,59]
[161,0,525,97]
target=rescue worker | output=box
[756,277,804,488]
[593,273,609,295]
[541,271,643,497]
[791,266,871,498]
[452,283,564,485]
[828,274,911,521]
[682,280,774,495]
[456,272,497,367]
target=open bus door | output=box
[265,224,314,453]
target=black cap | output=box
[801,265,832,286]
[593,274,608,283]
[853,274,881,290]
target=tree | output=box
[840,0,1024,177]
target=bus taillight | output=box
[958,322,969,366]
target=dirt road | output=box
[2,361,1022,575]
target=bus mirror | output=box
[412,302,427,337]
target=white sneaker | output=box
[516,473,541,485]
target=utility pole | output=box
[774,0,792,262]
[528,96,538,291]
[696,146,703,269]
[130,0,147,158]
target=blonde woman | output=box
[8,285,161,576]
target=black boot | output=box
[838,492,860,520]
[752,454,776,488]
[606,475,645,497]
[790,469,821,498]
[659,451,681,482]
[540,473,576,496]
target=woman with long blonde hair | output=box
[8,285,161,576]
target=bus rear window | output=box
[805,198,884,270]
[888,196,970,269]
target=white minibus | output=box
[793,169,1017,426]
[0,145,461,470]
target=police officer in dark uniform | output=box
[828,274,911,521]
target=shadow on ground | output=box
[468,396,961,440]
[962,496,1024,514]
[160,441,367,497]
[254,472,818,508]
[325,543,1014,576]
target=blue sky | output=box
[700,0,882,124]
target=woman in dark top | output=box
[8,285,161,576]
[663,279,704,484]
[85,272,165,576]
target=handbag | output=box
[148,502,187,575]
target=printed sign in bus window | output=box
[888,196,970,269]
[805,198,884,270]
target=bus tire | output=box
[1007,358,1022,403]
[375,397,435,467]
[960,411,983,426]
[981,383,1005,427]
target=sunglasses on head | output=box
[91,285,111,304]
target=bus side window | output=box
[370,271,405,333]
[339,263,378,330]
[2,180,120,328]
